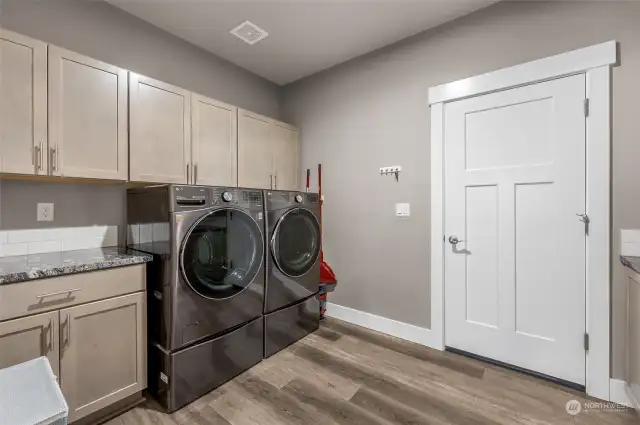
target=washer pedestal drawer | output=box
[148,317,263,412]
[264,294,319,358]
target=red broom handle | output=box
[318,164,323,262]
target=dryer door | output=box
[181,208,263,299]
[271,208,321,277]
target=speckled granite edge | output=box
[0,247,153,285]
[621,255,640,275]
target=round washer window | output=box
[181,209,263,299]
[272,208,321,277]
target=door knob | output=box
[448,235,464,245]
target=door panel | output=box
[444,74,586,385]
[48,46,128,179]
[191,94,237,186]
[60,292,146,422]
[272,122,299,191]
[129,73,190,183]
[464,185,499,328]
[0,29,47,175]
[238,110,273,189]
[0,311,59,377]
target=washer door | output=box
[181,208,263,299]
[271,208,321,277]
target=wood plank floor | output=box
[108,318,639,425]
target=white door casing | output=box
[444,75,587,385]
[429,41,615,400]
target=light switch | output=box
[395,203,410,217]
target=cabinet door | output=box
[272,121,300,191]
[60,292,146,423]
[129,73,190,184]
[238,109,273,189]
[0,29,47,175]
[191,94,237,186]
[48,46,128,180]
[0,311,59,377]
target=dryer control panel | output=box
[266,191,319,210]
[211,188,263,208]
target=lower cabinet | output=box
[60,292,146,422]
[0,290,146,423]
[0,310,59,376]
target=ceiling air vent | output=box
[230,20,269,45]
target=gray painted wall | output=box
[0,0,280,238]
[282,0,640,380]
[0,180,125,230]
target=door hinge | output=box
[584,333,590,351]
[583,98,590,117]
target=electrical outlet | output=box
[37,203,54,222]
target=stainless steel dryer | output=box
[127,185,265,412]
[264,190,321,358]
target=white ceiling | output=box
[107,0,498,85]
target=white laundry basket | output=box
[0,357,69,425]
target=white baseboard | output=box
[610,379,631,406]
[325,302,441,349]
[625,385,640,412]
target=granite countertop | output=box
[0,247,153,285]
[621,256,640,274]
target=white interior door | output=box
[444,74,587,385]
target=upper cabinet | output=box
[271,121,300,191]
[0,29,47,175]
[238,110,300,191]
[191,94,237,186]
[48,46,128,180]
[238,109,273,189]
[0,30,301,188]
[129,73,191,184]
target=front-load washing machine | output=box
[263,190,321,358]
[127,185,265,411]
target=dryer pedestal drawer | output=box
[264,294,319,358]
[149,317,263,412]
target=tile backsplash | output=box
[0,225,118,257]
[127,223,170,245]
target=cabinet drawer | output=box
[0,265,145,322]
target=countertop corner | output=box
[621,255,640,275]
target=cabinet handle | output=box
[194,164,198,185]
[270,174,273,189]
[51,147,57,171]
[49,317,54,351]
[35,144,41,171]
[38,142,44,170]
[187,164,190,184]
[36,288,82,299]
[66,314,71,347]
[274,175,277,189]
